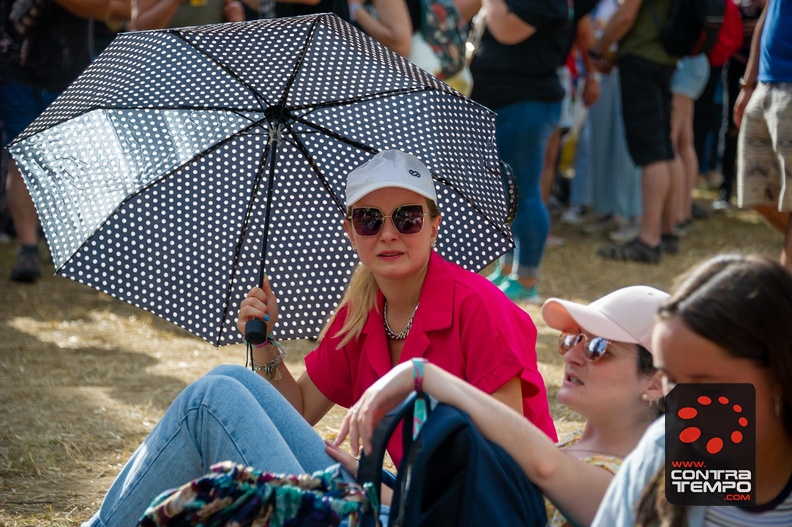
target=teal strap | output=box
[411,358,427,440]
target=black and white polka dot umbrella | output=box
[9,14,515,345]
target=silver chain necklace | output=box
[383,300,419,340]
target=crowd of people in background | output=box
[3,1,792,525]
[2,0,788,308]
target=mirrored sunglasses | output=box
[558,329,628,362]
[349,204,427,236]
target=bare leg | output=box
[753,205,792,270]
[6,159,39,246]
[638,161,672,247]
[755,204,789,233]
[672,94,698,225]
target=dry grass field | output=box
[0,194,782,526]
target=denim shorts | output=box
[670,54,710,99]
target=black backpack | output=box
[652,0,725,57]
[358,394,547,527]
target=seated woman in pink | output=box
[82,149,555,527]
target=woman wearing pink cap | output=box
[341,284,668,527]
[83,149,556,526]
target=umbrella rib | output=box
[287,86,439,115]
[167,29,274,112]
[273,17,323,111]
[288,115,377,158]
[54,116,271,276]
[215,140,275,345]
[283,121,349,215]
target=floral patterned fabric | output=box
[137,461,372,527]
[544,430,623,527]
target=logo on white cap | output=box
[345,150,438,208]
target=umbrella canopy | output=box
[10,14,514,345]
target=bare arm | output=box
[577,15,601,107]
[237,279,335,425]
[734,0,768,127]
[590,0,641,57]
[340,362,616,526]
[482,0,535,45]
[488,375,524,415]
[239,0,322,13]
[131,0,181,30]
[454,0,481,23]
[350,0,412,57]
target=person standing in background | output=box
[591,0,680,264]
[735,0,792,271]
[667,53,710,252]
[346,0,412,58]
[579,0,642,244]
[713,0,764,211]
[476,0,572,304]
[1,0,128,283]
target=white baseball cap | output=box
[540,285,670,352]
[345,150,438,208]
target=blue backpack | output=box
[358,394,547,527]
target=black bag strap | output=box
[356,392,432,513]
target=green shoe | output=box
[498,278,541,304]
[485,268,508,287]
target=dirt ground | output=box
[0,193,782,526]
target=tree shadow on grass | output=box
[0,317,194,516]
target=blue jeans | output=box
[83,365,342,527]
[496,100,561,278]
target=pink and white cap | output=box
[540,285,670,352]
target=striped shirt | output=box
[703,474,792,526]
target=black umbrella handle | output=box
[245,319,269,345]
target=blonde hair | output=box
[319,199,441,348]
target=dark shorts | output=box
[618,55,676,167]
[0,80,60,145]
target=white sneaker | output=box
[560,205,587,226]
[712,199,732,212]
[608,220,641,243]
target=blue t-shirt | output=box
[759,0,792,82]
